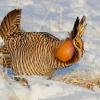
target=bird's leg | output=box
[12,76,29,87]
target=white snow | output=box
[0,0,33,7]
[0,0,100,100]
[0,74,99,100]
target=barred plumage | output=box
[0,9,87,78]
[0,9,21,40]
[6,32,68,77]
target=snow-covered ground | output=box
[0,0,100,100]
[0,71,100,100]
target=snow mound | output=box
[0,70,99,100]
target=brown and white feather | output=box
[0,9,87,78]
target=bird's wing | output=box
[0,46,11,68]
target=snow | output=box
[0,74,99,100]
[0,0,100,100]
[0,0,33,7]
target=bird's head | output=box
[71,16,87,63]
[55,16,87,63]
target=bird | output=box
[0,9,87,78]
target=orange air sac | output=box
[55,40,75,62]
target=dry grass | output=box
[0,70,100,90]
[56,72,100,89]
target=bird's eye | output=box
[76,42,81,48]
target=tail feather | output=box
[0,9,21,40]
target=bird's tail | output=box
[0,9,21,40]
[70,16,87,39]
[0,9,21,67]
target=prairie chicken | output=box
[0,9,87,78]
